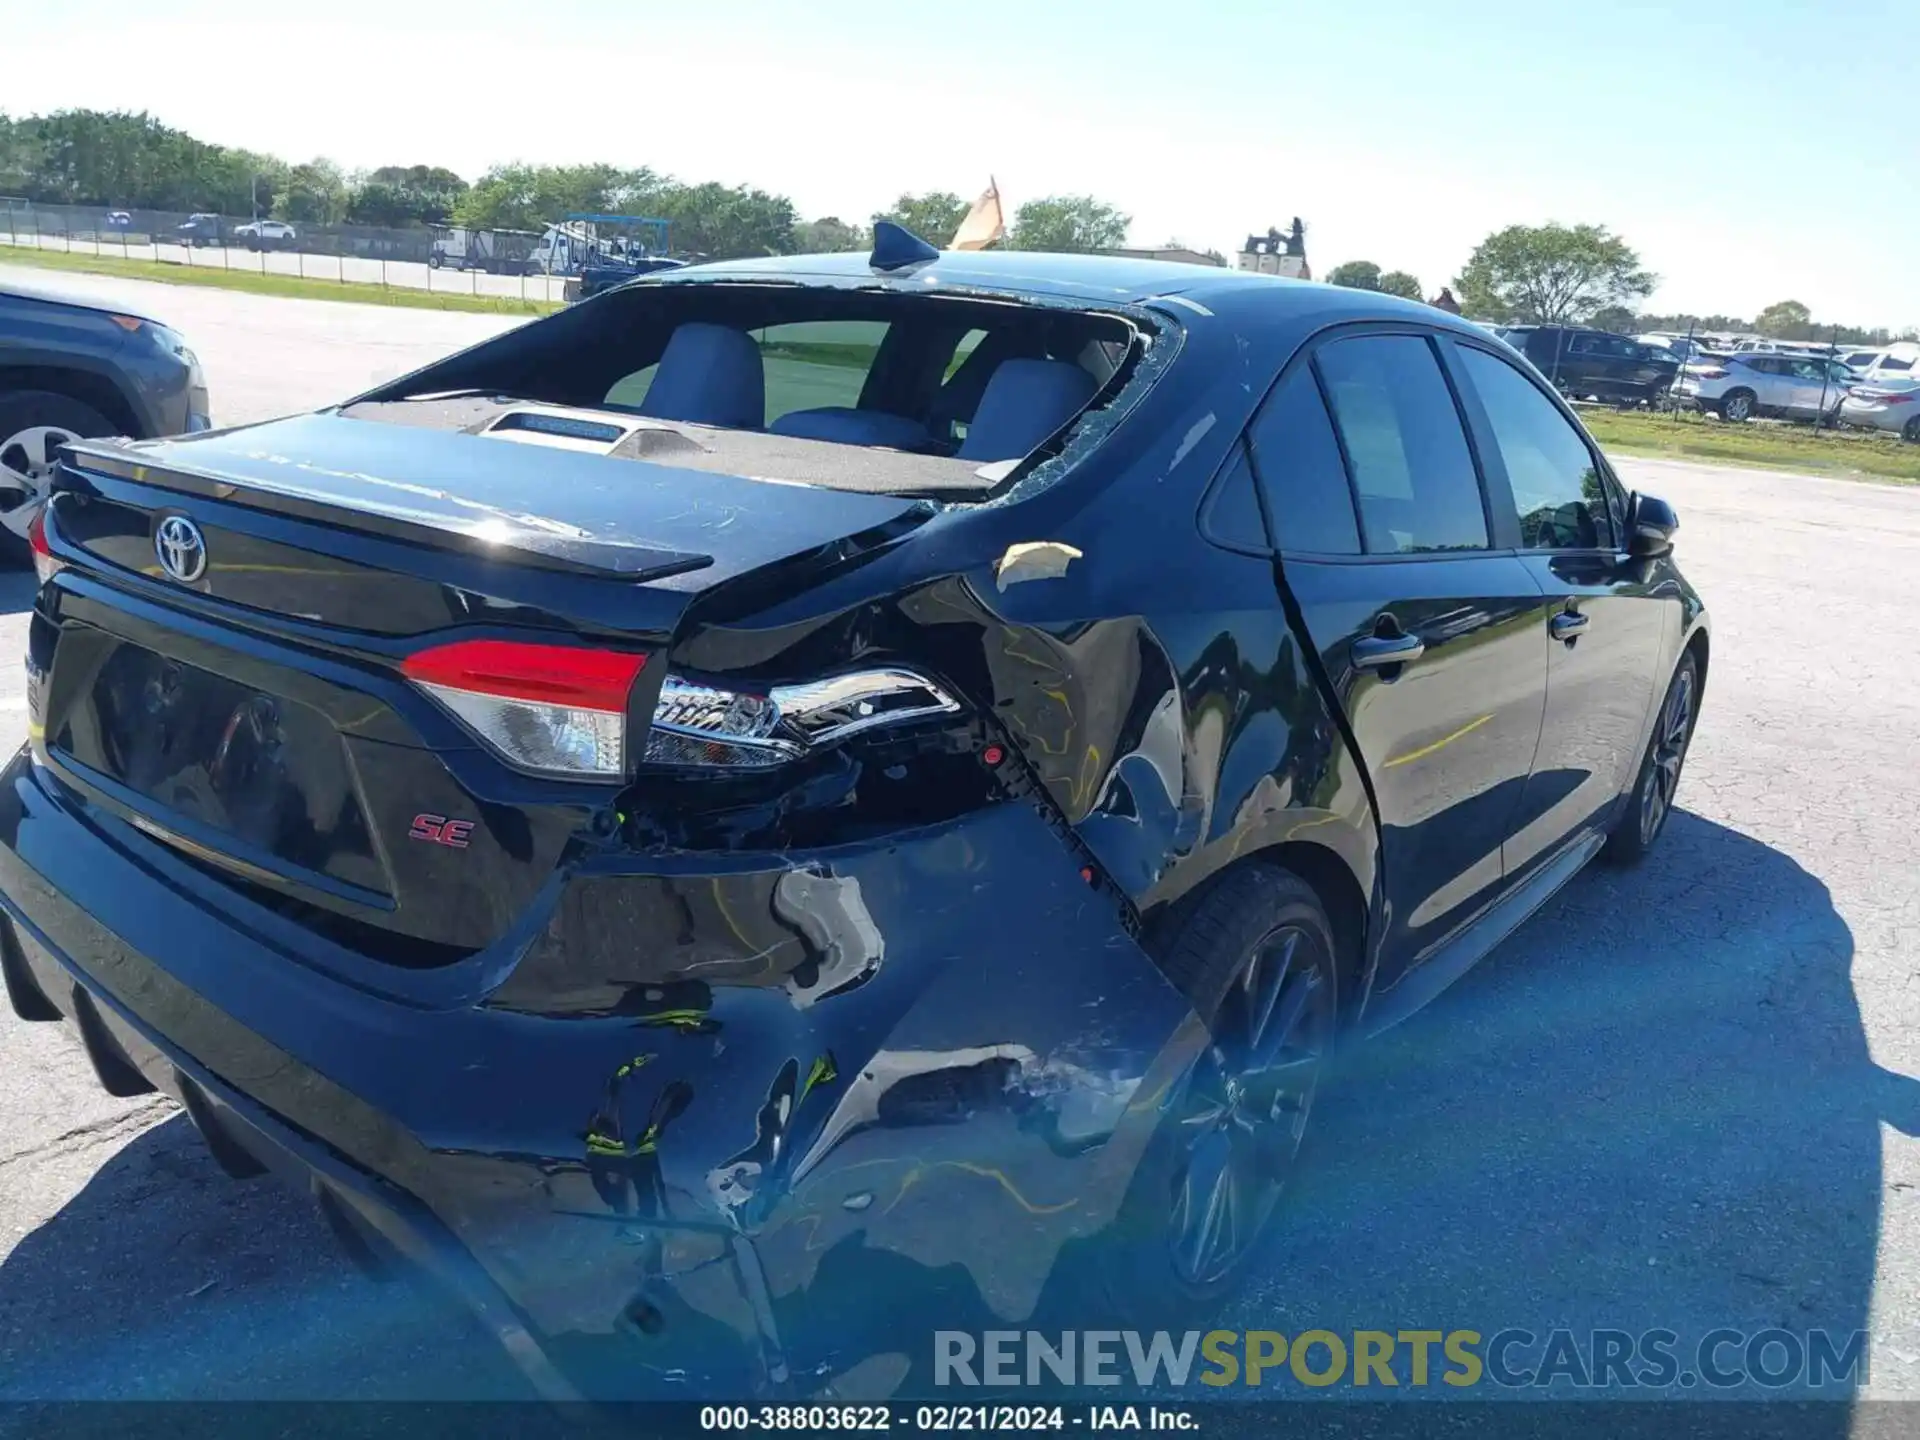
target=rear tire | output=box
[1904,416,1920,445]
[1080,865,1340,1319]
[1719,389,1755,422]
[1604,652,1700,866]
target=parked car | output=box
[0,244,1707,1400]
[231,219,297,251]
[0,279,209,559]
[101,211,133,231]
[1837,377,1920,442]
[1675,353,1852,423]
[174,213,223,247]
[1636,333,1714,364]
[1496,326,1680,405]
[1855,343,1919,385]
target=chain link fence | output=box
[0,199,572,305]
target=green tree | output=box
[454,164,661,232]
[1326,260,1384,290]
[1587,304,1639,334]
[652,181,797,259]
[796,216,867,253]
[871,191,969,246]
[277,159,348,225]
[1755,299,1814,340]
[1377,270,1423,301]
[1453,223,1655,324]
[347,165,468,228]
[1007,195,1130,253]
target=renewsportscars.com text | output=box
[933,1328,1867,1390]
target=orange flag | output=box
[950,179,1005,251]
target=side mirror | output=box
[1627,492,1678,558]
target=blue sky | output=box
[11,0,1916,328]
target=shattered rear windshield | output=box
[344,283,1165,501]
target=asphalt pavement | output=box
[1,266,1918,1406]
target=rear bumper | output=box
[1837,401,1910,433]
[0,747,1200,1397]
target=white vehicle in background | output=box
[231,219,297,251]
[1838,376,1920,442]
[1675,352,1853,423]
[1637,332,1714,362]
[1854,341,1919,385]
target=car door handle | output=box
[1549,610,1590,641]
[1351,633,1426,669]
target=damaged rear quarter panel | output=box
[472,802,1205,1345]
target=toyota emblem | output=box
[154,515,208,583]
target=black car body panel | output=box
[0,251,1708,1397]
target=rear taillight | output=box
[644,669,962,770]
[401,639,647,780]
[1696,367,1728,379]
[28,508,64,585]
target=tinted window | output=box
[1879,356,1914,372]
[1569,333,1601,355]
[1245,370,1361,555]
[1459,346,1611,550]
[1197,444,1271,555]
[1314,335,1488,555]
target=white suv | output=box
[1675,353,1853,423]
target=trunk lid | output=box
[39,413,930,968]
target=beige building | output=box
[1104,245,1225,268]
[1237,219,1310,279]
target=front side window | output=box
[1314,335,1488,555]
[1458,345,1612,550]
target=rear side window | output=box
[1245,370,1361,555]
[754,320,889,425]
[1458,346,1612,550]
[1314,335,1488,555]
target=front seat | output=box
[638,323,765,430]
[957,358,1100,462]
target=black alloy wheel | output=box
[1166,916,1336,1288]
[1606,652,1699,864]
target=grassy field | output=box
[1581,407,1920,484]
[0,245,559,317]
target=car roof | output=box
[647,249,1487,337]
[0,277,168,327]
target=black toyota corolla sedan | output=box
[0,233,1706,1400]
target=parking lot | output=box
[1,266,1919,1405]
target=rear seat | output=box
[957,358,1099,462]
[767,407,931,450]
[637,323,765,431]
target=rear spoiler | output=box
[55,439,714,583]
